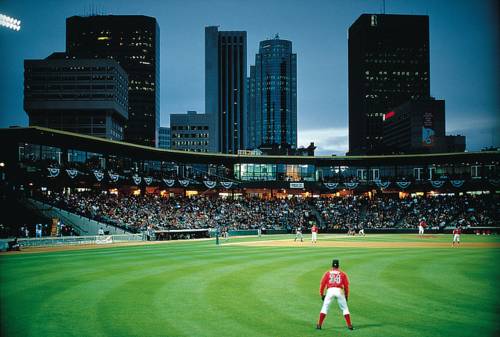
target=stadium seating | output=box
[33,192,498,233]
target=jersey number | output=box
[330,273,341,284]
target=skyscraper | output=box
[66,15,160,147]
[205,26,247,154]
[348,14,430,155]
[24,53,128,140]
[248,35,297,150]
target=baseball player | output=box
[311,224,318,243]
[294,225,304,242]
[317,259,353,330]
[418,219,427,236]
[452,226,462,247]
[358,226,365,236]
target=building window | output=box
[356,169,367,181]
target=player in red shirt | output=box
[452,226,462,247]
[316,259,353,330]
[311,224,318,243]
[418,219,427,236]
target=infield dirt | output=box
[226,239,500,249]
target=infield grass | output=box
[1,234,499,337]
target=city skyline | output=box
[1,0,499,155]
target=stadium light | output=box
[0,14,21,31]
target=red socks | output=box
[318,313,352,328]
[318,313,326,326]
[344,314,352,327]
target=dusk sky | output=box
[1,0,499,155]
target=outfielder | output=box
[294,225,303,242]
[311,224,318,243]
[418,219,427,236]
[452,226,461,247]
[317,259,354,330]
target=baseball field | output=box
[1,234,499,337]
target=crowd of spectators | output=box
[315,194,498,230]
[40,192,314,233]
[36,191,499,234]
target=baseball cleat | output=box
[316,324,321,330]
[348,325,354,330]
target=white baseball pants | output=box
[321,287,350,315]
[312,232,317,242]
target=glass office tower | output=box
[248,35,297,150]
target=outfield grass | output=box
[1,234,499,337]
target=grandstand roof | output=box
[1,126,499,166]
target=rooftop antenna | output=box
[383,0,386,14]
[274,33,280,39]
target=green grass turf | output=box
[1,234,499,337]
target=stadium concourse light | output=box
[0,14,21,31]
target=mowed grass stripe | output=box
[198,248,331,336]
[0,242,212,336]
[156,248,300,337]
[96,248,296,337]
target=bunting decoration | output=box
[144,177,153,185]
[374,180,391,190]
[323,182,339,190]
[220,181,234,189]
[163,179,175,187]
[396,181,411,189]
[108,172,119,183]
[132,175,142,185]
[203,180,217,189]
[93,170,104,182]
[178,179,190,187]
[430,180,445,189]
[343,182,359,189]
[66,169,78,179]
[47,167,60,178]
[450,180,465,188]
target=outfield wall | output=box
[2,234,143,249]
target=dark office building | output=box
[348,14,430,155]
[170,111,210,153]
[248,35,297,150]
[24,53,128,140]
[66,15,160,147]
[205,26,247,153]
[383,98,465,153]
